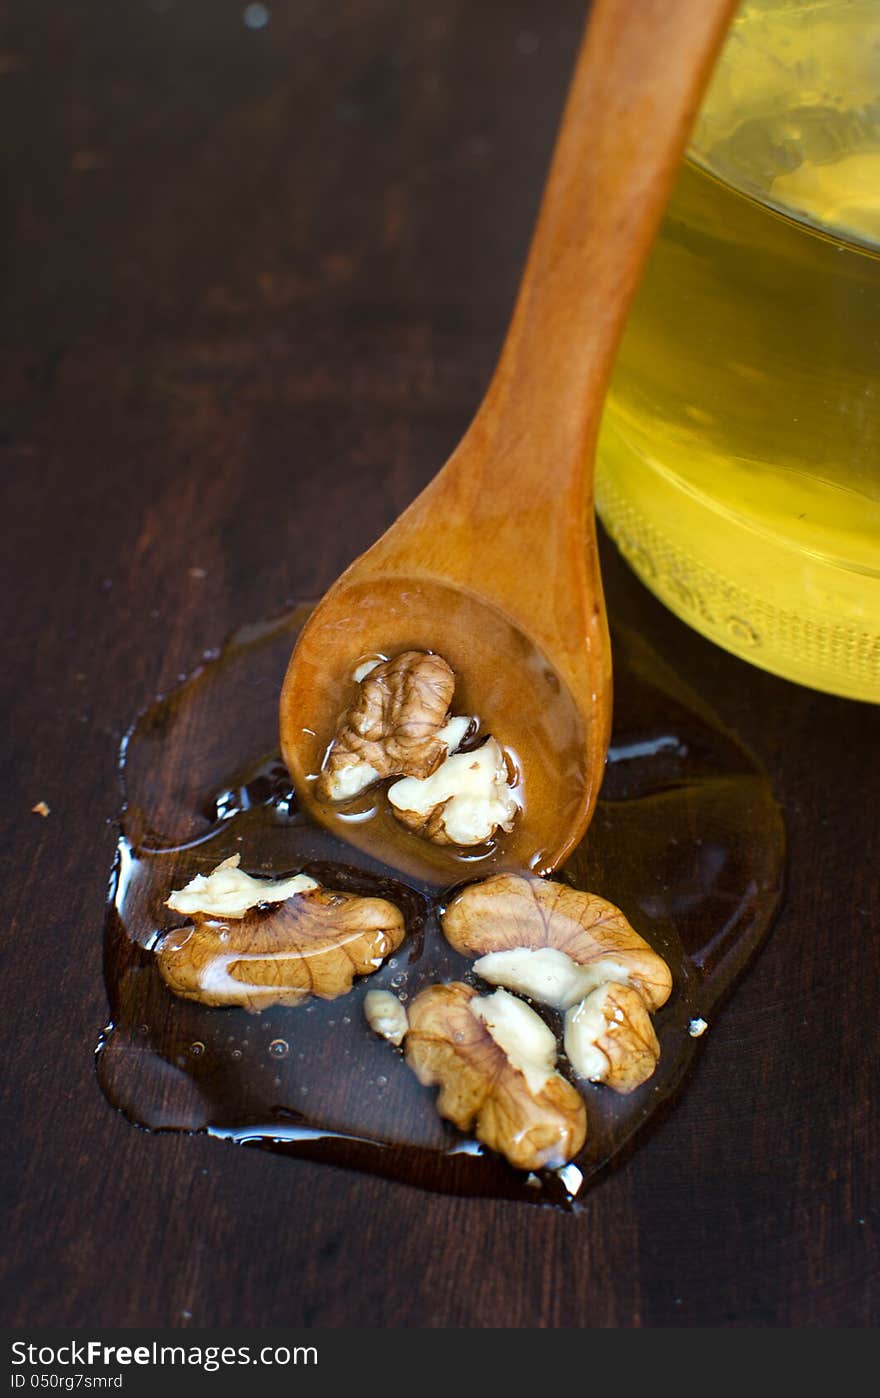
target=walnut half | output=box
[443,873,672,1011]
[405,981,586,1171]
[157,859,405,1012]
[317,651,455,801]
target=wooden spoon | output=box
[280,0,738,883]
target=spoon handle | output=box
[362,0,737,669]
[372,0,738,607]
[476,0,739,488]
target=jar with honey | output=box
[597,0,880,701]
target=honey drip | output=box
[96,604,784,1209]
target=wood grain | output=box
[2,0,877,1327]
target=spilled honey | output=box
[96,604,784,1208]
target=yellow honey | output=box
[597,0,880,700]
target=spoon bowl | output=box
[281,571,605,882]
[281,0,738,880]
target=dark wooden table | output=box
[3,0,877,1328]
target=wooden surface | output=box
[2,0,877,1328]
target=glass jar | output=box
[596,0,880,701]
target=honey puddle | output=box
[96,604,784,1208]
